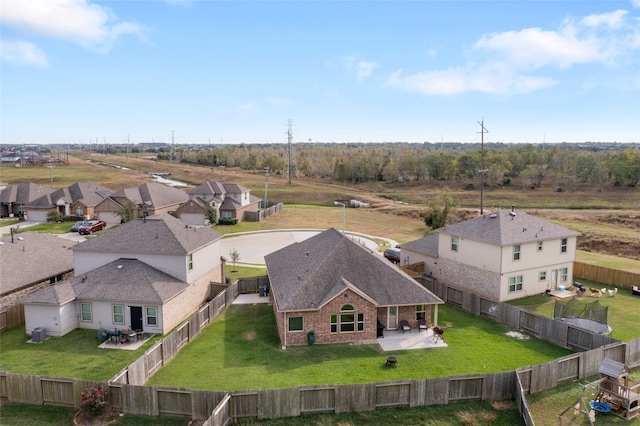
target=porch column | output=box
[433,305,439,327]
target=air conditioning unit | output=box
[31,327,47,343]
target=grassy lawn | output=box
[577,250,640,274]
[526,368,640,426]
[236,400,524,425]
[0,326,163,381]
[507,278,640,343]
[146,303,572,392]
[0,403,191,426]
[10,220,77,234]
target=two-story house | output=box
[401,209,581,302]
[20,213,225,337]
[175,179,261,225]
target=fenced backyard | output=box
[573,261,640,287]
[1,276,639,425]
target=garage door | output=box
[25,210,48,222]
[98,212,122,225]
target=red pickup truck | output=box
[78,220,107,235]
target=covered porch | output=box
[377,326,448,351]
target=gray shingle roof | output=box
[72,212,222,255]
[265,228,443,312]
[401,234,439,257]
[437,210,580,246]
[189,180,226,197]
[0,182,54,205]
[0,232,75,295]
[26,182,112,208]
[109,182,189,209]
[20,258,188,305]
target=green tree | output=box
[230,249,240,273]
[117,202,136,223]
[423,189,457,230]
[206,204,217,225]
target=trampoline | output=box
[554,298,612,335]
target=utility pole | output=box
[334,201,346,233]
[477,120,489,215]
[286,120,293,185]
[171,131,175,163]
[264,166,269,209]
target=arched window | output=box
[339,305,355,332]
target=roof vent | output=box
[117,264,123,269]
[489,213,497,218]
[509,211,516,218]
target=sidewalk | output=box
[0,221,42,236]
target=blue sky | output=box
[1,0,639,145]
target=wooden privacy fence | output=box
[574,261,640,287]
[417,277,620,352]
[2,336,639,424]
[0,304,24,331]
[244,202,283,222]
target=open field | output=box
[2,152,638,261]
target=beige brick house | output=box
[401,209,581,302]
[265,228,444,348]
[20,213,224,337]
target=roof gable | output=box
[266,228,443,312]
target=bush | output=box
[218,218,238,225]
[46,210,63,222]
[463,183,475,190]
[80,385,108,415]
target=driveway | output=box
[220,230,391,266]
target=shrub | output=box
[218,218,238,225]
[80,385,108,415]
[46,210,63,222]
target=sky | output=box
[1,0,639,145]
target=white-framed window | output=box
[561,238,568,253]
[146,306,157,326]
[513,245,521,261]
[80,303,92,322]
[288,316,303,332]
[561,267,568,282]
[222,211,232,219]
[112,304,124,324]
[340,305,355,332]
[451,236,459,252]
[357,313,364,332]
[415,305,426,320]
[187,253,193,271]
[75,208,83,216]
[537,241,543,252]
[539,271,547,281]
[330,315,337,333]
[508,276,523,293]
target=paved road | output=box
[220,230,392,266]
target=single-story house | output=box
[20,213,225,337]
[401,208,581,302]
[0,182,54,217]
[265,228,444,347]
[94,181,189,225]
[24,182,113,222]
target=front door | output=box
[388,306,398,330]
[130,306,143,331]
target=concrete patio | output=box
[377,328,448,351]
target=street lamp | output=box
[263,166,269,209]
[48,165,54,188]
[334,201,345,233]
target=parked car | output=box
[70,221,88,232]
[78,220,107,235]
[383,247,401,264]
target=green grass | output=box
[577,250,640,274]
[12,221,76,234]
[226,265,267,278]
[146,303,572,391]
[0,217,20,227]
[236,400,524,425]
[526,369,640,426]
[0,327,163,381]
[507,279,640,343]
[0,403,190,426]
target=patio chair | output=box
[400,320,411,334]
[418,318,429,333]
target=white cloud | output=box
[630,0,640,8]
[341,55,378,80]
[386,7,638,96]
[0,0,146,53]
[0,40,48,67]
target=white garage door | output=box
[179,213,205,226]
[98,212,122,225]
[25,210,49,222]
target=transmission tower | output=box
[477,120,489,215]
[284,119,298,185]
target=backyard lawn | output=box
[146,303,572,391]
[0,326,163,381]
[508,278,640,343]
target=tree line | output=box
[155,142,639,190]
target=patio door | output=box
[387,306,398,330]
[130,306,143,331]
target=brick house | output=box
[20,213,225,337]
[179,179,261,225]
[0,182,54,217]
[265,228,444,348]
[23,182,113,222]
[401,208,581,302]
